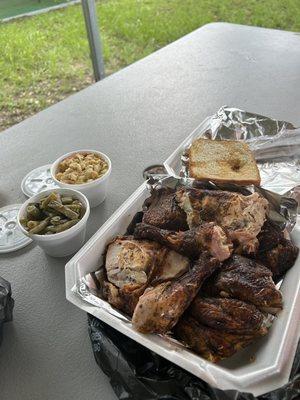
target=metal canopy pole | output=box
[81,0,105,81]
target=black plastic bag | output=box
[88,314,300,400]
[0,277,14,346]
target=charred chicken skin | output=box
[142,187,188,231]
[257,221,298,280]
[175,316,264,363]
[203,255,283,314]
[176,188,269,254]
[188,296,268,336]
[134,222,232,261]
[132,252,220,334]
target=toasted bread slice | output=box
[188,138,260,185]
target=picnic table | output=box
[1,23,300,400]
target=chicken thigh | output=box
[203,255,283,314]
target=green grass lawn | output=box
[0,0,67,19]
[1,0,300,131]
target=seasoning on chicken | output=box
[142,188,188,231]
[203,255,283,314]
[175,316,263,363]
[256,221,299,280]
[188,297,268,336]
[132,252,220,334]
[176,188,269,254]
[134,222,232,261]
[103,237,189,315]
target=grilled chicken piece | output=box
[175,316,262,362]
[143,188,188,231]
[257,220,284,252]
[132,252,220,334]
[188,297,268,336]
[258,238,298,280]
[256,220,298,280]
[176,188,268,254]
[153,249,190,283]
[104,237,189,315]
[203,255,282,314]
[134,222,232,261]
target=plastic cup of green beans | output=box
[17,189,90,257]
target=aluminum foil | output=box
[181,106,300,196]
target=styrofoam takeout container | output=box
[51,150,111,208]
[18,188,90,257]
[65,181,300,396]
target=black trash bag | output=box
[88,314,300,400]
[0,277,14,346]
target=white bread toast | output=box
[188,138,260,185]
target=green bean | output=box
[79,206,86,219]
[40,192,59,210]
[67,204,82,213]
[61,196,73,205]
[28,217,50,234]
[27,220,39,229]
[20,218,28,226]
[58,219,68,225]
[23,192,83,235]
[27,205,41,220]
[47,219,79,233]
[50,216,62,225]
[48,201,79,220]
[43,210,56,218]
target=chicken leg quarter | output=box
[132,252,220,334]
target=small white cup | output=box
[17,188,90,257]
[50,150,111,208]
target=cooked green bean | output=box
[46,219,79,233]
[67,204,82,213]
[27,205,41,220]
[61,196,73,205]
[50,216,62,225]
[79,206,86,219]
[27,220,39,229]
[28,217,50,234]
[40,192,59,210]
[20,191,84,235]
[20,218,28,226]
[43,210,56,218]
[48,201,79,220]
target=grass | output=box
[1,0,300,131]
[0,0,68,19]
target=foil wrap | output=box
[179,106,300,197]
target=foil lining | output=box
[73,107,299,325]
[180,106,300,196]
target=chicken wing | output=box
[134,222,232,261]
[203,255,283,314]
[132,252,220,334]
[176,188,268,254]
